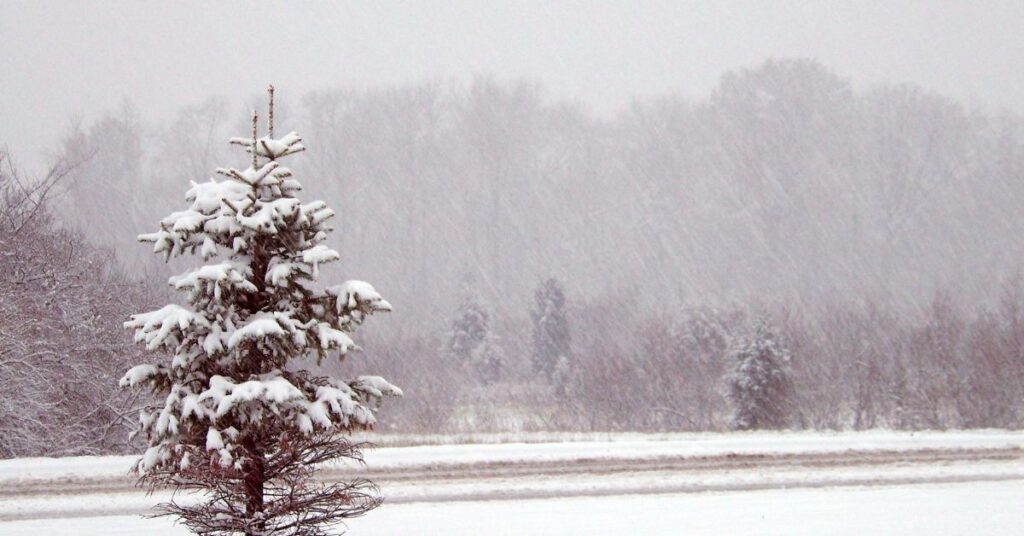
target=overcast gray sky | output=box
[3,1,1023,173]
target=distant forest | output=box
[4,59,1024,457]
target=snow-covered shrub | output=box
[0,151,145,458]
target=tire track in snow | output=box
[2,446,1020,498]
[2,445,1022,522]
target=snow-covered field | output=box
[3,481,1022,536]
[2,431,1023,534]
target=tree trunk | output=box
[242,436,266,535]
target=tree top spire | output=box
[267,84,275,139]
[249,109,258,169]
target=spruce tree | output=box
[726,320,793,430]
[530,278,571,382]
[120,86,401,535]
[448,279,501,383]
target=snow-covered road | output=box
[1,431,1022,534]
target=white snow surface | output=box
[118,364,159,388]
[328,280,392,313]
[1,431,1022,534]
[360,429,1024,469]
[226,313,287,348]
[1,482,1021,535]
[125,304,206,351]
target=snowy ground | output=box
[2,481,1021,536]
[2,431,1022,534]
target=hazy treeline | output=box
[56,59,1024,324]
[363,279,1024,434]
[3,58,1024,455]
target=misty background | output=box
[3,1,1024,456]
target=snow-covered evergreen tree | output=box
[448,279,501,383]
[120,87,401,536]
[726,320,793,430]
[530,278,571,382]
